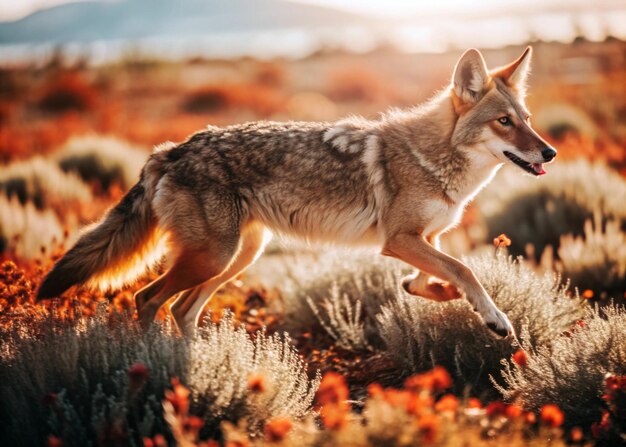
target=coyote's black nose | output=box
[542,147,557,162]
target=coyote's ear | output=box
[453,48,490,103]
[494,46,532,88]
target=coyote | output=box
[38,47,556,337]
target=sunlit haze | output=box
[1,0,622,21]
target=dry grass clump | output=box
[0,309,319,446]
[0,195,64,258]
[557,215,626,298]
[377,253,584,393]
[477,160,626,258]
[182,83,284,117]
[37,71,98,114]
[499,306,626,432]
[0,156,92,210]
[279,249,407,339]
[55,135,148,192]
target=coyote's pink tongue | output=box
[532,163,546,175]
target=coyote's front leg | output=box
[382,232,514,338]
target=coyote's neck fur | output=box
[324,91,503,240]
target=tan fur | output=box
[38,47,556,338]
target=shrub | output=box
[37,71,98,114]
[55,135,148,192]
[328,67,391,103]
[499,306,626,429]
[307,284,370,352]
[0,309,319,446]
[0,156,92,210]
[477,160,626,259]
[0,195,64,258]
[182,83,284,117]
[557,215,626,298]
[278,248,408,339]
[377,253,584,394]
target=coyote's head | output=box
[450,47,556,176]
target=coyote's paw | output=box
[480,307,515,338]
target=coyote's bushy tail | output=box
[37,181,164,299]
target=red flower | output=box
[153,434,167,447]
[42,393,57,406]
[128,362,149,390]
[591,411,612,439]
[512,349,528,367]
[143,438,154,447]
[486,401,508,417]
[540,404,564,427]
[264,417,293,442]
[47,435,62,447]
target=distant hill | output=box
[0,0,373,45]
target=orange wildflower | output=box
[247,373,267,393]
[493,234,512,248]
[316,372,349,406]
[417,413,440,444]
[316,372,350,430]
[434,394,459,414]
[467,398,482,409]
[367,383,384,398]
[184,416,205,438]
[512,349,528,367]
[540,404,564,427]
[405,366,452,393]
[319,404,348,430]
[582,289,594,299]
[165,378,190,416]
[505,404,523,419]
[570,426,584,442]
[264,417,293,442]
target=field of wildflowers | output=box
[0,40,625,446]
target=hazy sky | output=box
[0,0,620,21]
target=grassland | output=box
[0,40,625,446]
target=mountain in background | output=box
[0,0,373,45]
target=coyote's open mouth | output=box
[503,151,545,176]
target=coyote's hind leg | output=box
[170,221,270,335]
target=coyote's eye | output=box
[497,116,511,126]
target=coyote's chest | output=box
[422,153,502,236]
